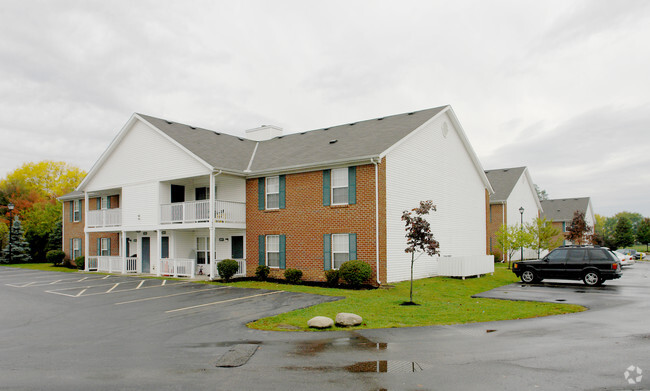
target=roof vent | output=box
[166,121,173,125]
[377,118,384,121]
[329,139,338,144]
[189,126,196,130]
[349,123,356,126]
[408,112,414,115]
[245,125,283,141]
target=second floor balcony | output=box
[87,208,122,228]
[160,199,245,225]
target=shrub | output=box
[255,265,271,281]
[74,256,85,270]
[284,268,303,284]
[46,250,66,266]
[217,259,239,282]
[339,260,372,287]
[325,269,340,287]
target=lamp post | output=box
[7,203,14,263]
[519,206,524,261]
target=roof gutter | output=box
[245,155,380,178]
[371,157,381,285]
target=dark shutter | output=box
[348,166,356,205]
[69,239,73,258]
[279,235,286,269]
[107,238,111,256]
[323,234,331,270]
[97,238,101,256]
[69,201,73,222]
[349,233,357,261]
[323,170,331,206]
[279,175,286,209]
[107,196,111,209]
[258,178,265,210]
[258,235,265,266]
[79,200,82,221]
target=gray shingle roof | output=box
[484,167,527,202]
[57,190,84,200]
[138,106,447,174]
[541,198,591,222]
[137,114,258,172]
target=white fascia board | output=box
[77,114,218,191]
[245,155,379,178]
[380,105,494,194]
[523,167,543,212]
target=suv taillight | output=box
[612,263,618,270]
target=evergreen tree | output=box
[637,218,650,251]
[1,217,31,263]
[613,216,635,249]
[47,221,63,251]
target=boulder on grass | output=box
[308,316,334,329]
[335,312,362,327]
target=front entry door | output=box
[141,237,150,273]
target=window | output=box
[547,248,568,262]
[100,238,110,256]
[72,238,82,259]
[266,176,279,209]
[266,235,280,268]
[73,200,81,222]
[161,237,169,259]
[331,234,350,269]
[589,249,610,261]
[331,168,348,205]
[101,196,109,210]
[566,249,586,263]
[196,237,209,264]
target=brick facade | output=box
[245,162,386,284]
[486,203,506,261]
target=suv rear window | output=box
[588,249,611,261]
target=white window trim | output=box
[331,168,348,205]
[331,233,350,270]
[266,176,280,210]
[100,238,110,256]
[266,234,280,268]
[101,196,109,210]
[73,200,81,222]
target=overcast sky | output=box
[1,0,648,217]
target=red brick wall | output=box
[246,163,385,284]
[486,203,506,261]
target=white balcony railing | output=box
[160,200,245,224]
[86,256,139,273]
[87,209,122,228]
[159,258,196,278]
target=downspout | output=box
[371,158,381,285]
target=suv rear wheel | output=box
[583,270,602,286]
[521,269,539,284]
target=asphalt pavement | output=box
[1,264,649,391]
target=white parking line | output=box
[7,275,116,288]
[165,290,282,313]
[45,280,190,297]
[75,289,87,297]
[115,286,230,305]
[106,283,120,293]
[136,280,145,289]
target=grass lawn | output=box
[220,264,585,331]
[3,263,80,273]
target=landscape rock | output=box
[335,312,362,327]
[308,316,334,329]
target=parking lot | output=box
[1,264,650,390]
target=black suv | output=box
[513,246,622,286]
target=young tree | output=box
[636,218,650,251]
[401,200,439,304]
[565,211,592,245]
[495,224,531,268]
[21,201,61,260]
[527,217,562,258]
[613,216,635,249]
[1,217,31,264]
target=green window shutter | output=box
[69,239,73,258]
[96,198,100,210]
[107,196,111,209]
[323,170,331,206]
[279,235,286,269]
[323,234,331,270]
[97,238,101,256]
[258,178,265,210]
[258,235,265,266]
[279,175,286,209]
[69,201,73,222]
[107,238,111,256]
[79,201,82,221]
[349,233,357,261]
[80,239,84,256]
[348,166,356,205]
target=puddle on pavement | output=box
[293,334,389,356]
[185,340,263,348]
[574,290,586,293]
[284,360,427,374]
[555,299,566,302]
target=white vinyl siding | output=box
[123,182,158,227]
[84,120,210,190]
[266,235,280,268]
[331,234,349,269]
[385,112,487,283]
[266,176,280,210]
[506,171,541,260]
[331,168,348,205]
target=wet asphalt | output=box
[1,263,649,391]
